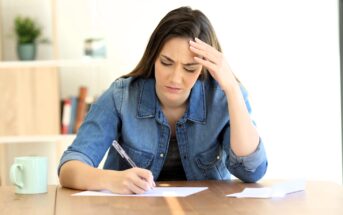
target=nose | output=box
[170,65,183,84]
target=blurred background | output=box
[0,0,341,185]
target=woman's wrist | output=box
[98,169,117,190]
[222,79,240,97]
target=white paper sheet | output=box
[226,179,306,198]
[72,187,208,197]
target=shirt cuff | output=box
[57,151,95,176]
[229,138,267,172]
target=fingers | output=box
[189,38,219,64]
[122,168,155,194]
[134,167,156,190]
[189,37,235,91]
[194,56,217,73]
[126,179,148,194]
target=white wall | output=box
[2,0,342,184]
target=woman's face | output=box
[154,37,202,108]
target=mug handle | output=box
[10,164,24,188]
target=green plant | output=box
[14,16,41,44]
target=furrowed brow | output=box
[161,55,199,66]
[161,55,174,63]
[183,62,200,66]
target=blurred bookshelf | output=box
[0,51,112,186]
[0,0,110,185]
[0,59,108,137]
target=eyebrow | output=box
[161,55,199,66]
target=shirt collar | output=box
[187,80,206,123]
[137,79,156,118]
[137,79,206,123]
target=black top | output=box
[157,137,187,181]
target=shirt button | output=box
[216,155,220,160]
[160,153,164,158]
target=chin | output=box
[164,93,187,105]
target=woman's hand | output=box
[60,161,155,195]
[190,38,260,157]
[189,38,237,92]
[105,167,156,194]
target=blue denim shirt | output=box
[58,77,267,182]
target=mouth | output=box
[165,86,182,93]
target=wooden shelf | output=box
[0,134,76,144]
[0,59,109,68]
[0,66,60,136]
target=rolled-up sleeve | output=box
[227,138,268,183]
[223,84,268,182]
[57,151,94,176]
[57,81,123,176]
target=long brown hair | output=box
[122,6,221,80]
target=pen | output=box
[112,140,156,189]
[112,140,137,168]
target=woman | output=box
[58,6,267,194]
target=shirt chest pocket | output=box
[195,144,228,180]
[118,144,154,170]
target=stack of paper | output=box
[226,179,306,198]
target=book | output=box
[74,86,88,133]
[61,98,71,134]
[68,96,78,134]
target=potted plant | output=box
[14,16,41,61]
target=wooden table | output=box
[1,181,342,214]
[55,180,343,215]
[0,185,56,215]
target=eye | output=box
[160,60,172,66]
[184,67,197,73]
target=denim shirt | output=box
[58,77,267,182]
